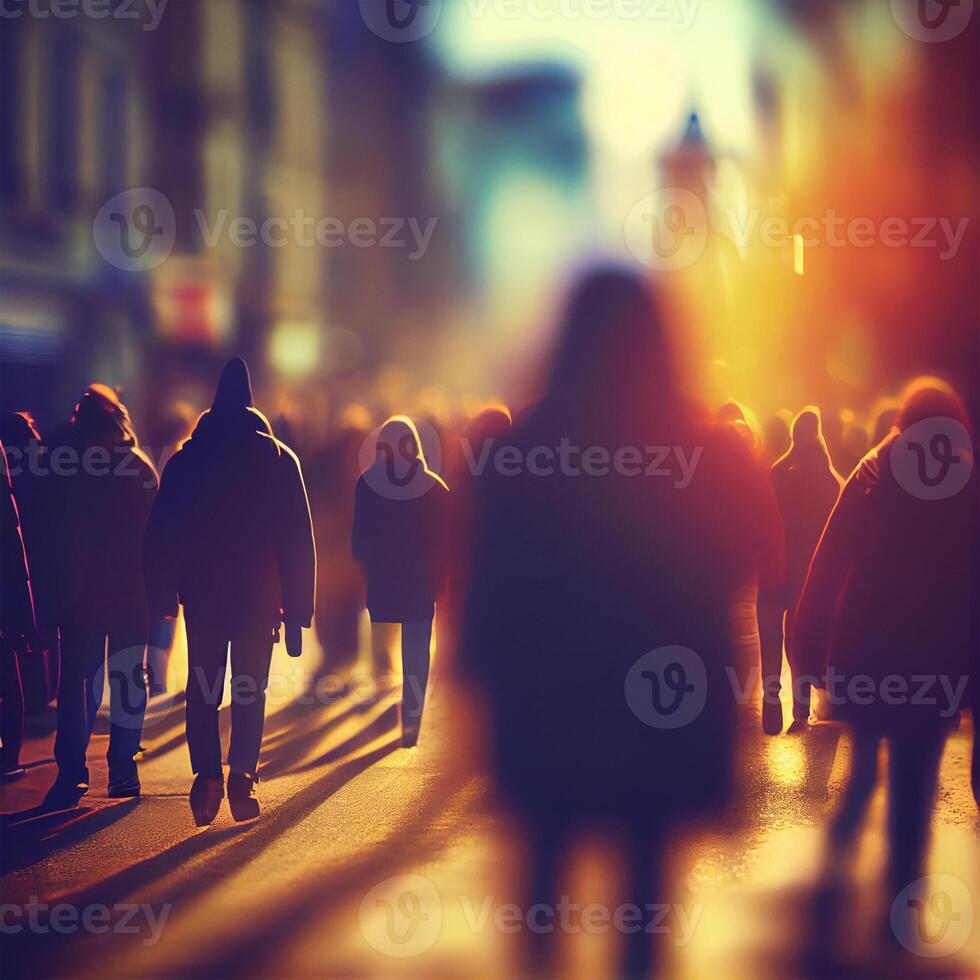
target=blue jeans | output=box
[401,618,433,734]
[54,628,147,784]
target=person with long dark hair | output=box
[461,265,761,978]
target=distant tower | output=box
[660,111,715,203]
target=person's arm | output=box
[277,446,316,655]
[142,454,183,622]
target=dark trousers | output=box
[830,729,947,895]
[759,601,810,720]
[400,617,432,736]
[54,628,147,784]
[0,639,25,767]
[184,617,275,777]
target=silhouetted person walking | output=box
[352,416,449,748]
[1,441,38,782]
[759,408,842,734]
[462,267,756,979]
[41,386,158,809]
[795,377,976,921]
[144,358,315,825]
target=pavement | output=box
[1,619,978,979]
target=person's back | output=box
[145,367,315,632]
[770,408,842,597]
[144,358,315,824]
[48,387,157,633]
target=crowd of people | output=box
[1,264,977,975]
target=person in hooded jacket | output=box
[759,407,843,734]
[41,386,158,809]
[351,416,449,748]
[144,358,315,825]
[794,377,977,916]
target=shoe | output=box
[41,776,89,812]
[189,774,224,826]
[401,725,421,748]
[762,697,783,736]
[227,771,260,822]
[787,717,809,734]
[108,773,141,798]
[0,762,26,783]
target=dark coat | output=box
[43,436,158,634]
[351,467,449,623]
[1,443,36,641]
[770,442,842,600]
[461,411,757,824]
[794,433,977,733]
[144,407,316,632]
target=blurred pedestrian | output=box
[462,266,757,978]
[144,358,315,825]
[0,441,38,782]
[352,416,449,748]
[41,386,158,810]
[759,407,842,734]
[795,377,977,917]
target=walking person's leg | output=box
[184,615,228,824]
[105,628,147,796]
[886,731,946,899]
[0,638,26,779]
[400,617,432,747]
[828,730,880,851]
[48,631,105,806]
[225,624,275,821]
[758,596,786,735]
[783,605,811,728]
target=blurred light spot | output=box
[268,320,321,377]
